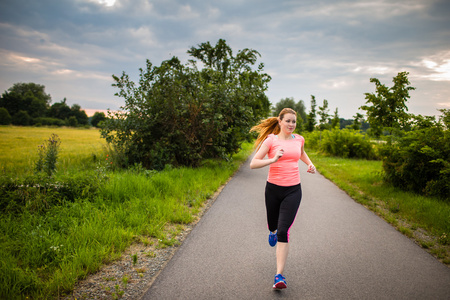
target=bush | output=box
[101,39,271,170]
[0,107,12,125]
[321,129,378,159]
[380,125,449,201]
[66,116,78,127]
[303,130,322,150]
[305,129,378,160]
[32,117,65,126]
[12,110,32,126]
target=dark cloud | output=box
[0,0,449,117]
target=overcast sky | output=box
[1,0,449,118]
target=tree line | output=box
[0,83,106,127]
[273,96,369,132]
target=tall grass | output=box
[0,126,253,298]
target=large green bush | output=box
[305,129,378,160]
[380,124,449,201]
[101,39,271,170]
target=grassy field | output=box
[307,149,450,264]
[0,126,253,299]
[0,126,107,175]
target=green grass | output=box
[307,149,450,264]
[0,126,106,175]
[0,126,253,299]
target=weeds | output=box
[438,233,449,246]
[131,254,138,266]
[135,268,146,274]
[112,284,124,299]
[34,134,61,176]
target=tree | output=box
[296,100,307,125]
[352,112,364,130]
[187,39,271,158]
[102,39,271,170]
[274,97,307,132]
[70,104,89,125]
[48,98,72,120]
[331,108,340,129]
[274,98,296,116]
[0,107,12,125]
[439,109,450,130]
[187,39,234,75]
[318,99,330,130]
[0,82,51,118]
[360,71,415,136]
[91,112,106,127]
[274,98,307,121]
[305,95,317,132]
[47,99,88,125]
[28,94,48,118]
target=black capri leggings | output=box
[265,182,302,243]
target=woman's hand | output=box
[272,148,284,163]
[307,163,316,174]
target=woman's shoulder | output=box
[293,134,305,144]
[262,133,276,145]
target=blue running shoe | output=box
[273,274,287,289]
[268,231,277,247]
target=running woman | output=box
[250,108,316,290]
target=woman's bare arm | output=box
[300,146,316,173]
[250,144,284,169]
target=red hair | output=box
[250,108,297,151]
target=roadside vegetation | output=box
[300,71,449,264]
[305,148,450,265]
[0,126,253,298]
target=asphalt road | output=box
[142,157,450,300]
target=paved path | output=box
[142,157,450,299]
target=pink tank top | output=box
[262,134,304,186]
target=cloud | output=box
[437,102,450,107]
[0,0,449,118]
[95,0,116,7]
[419,51,450,81]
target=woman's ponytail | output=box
[250,108,297,151]
[250,117,280,151]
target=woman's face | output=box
[278,113,296,134]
